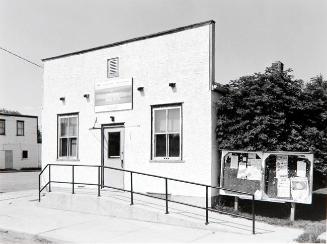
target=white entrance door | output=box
[103,126,124,190]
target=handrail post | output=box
[101,165,104,189]
[98,166,101,197]
[38,173,41,202]
[48,164,51,192]
[252,195,255,234]
[205,186,209,225]
[72,165,75,194]
[130,172,134,205]
[165,178,169,214]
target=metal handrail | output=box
[102,165,253,196]
[39,163,256,234]
[38,164,50,201]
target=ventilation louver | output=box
[107,57,119,78]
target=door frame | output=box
[101,122,125,188]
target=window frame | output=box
[151,104,182,161]
[107,57,119,78]
[0,119,5,135]
[16,120,24,136]
[57,113,79,160]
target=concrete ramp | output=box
[0,189,303,243]
[38,187,281,236]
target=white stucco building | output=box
[0,113,40,169]
[42,20,221,198]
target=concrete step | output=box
[38,187,280,236]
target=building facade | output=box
[0,113,40,169]
[42,20,220,197]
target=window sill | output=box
[149,160,185,163]
[56,158,80,162]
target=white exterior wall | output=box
[42,23,217,197]
[0,115,39,169]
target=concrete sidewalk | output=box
[0,190,302,243]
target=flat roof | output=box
[42,20,215,62]
[0,113,38,119]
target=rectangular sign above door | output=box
[94,78,133,112]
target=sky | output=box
[0,0,326,124]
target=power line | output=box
[0,46,43,69]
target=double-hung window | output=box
[58,114,78,159]
[17,121,24,136]
[152,105,182,160]
[0,119,5,135]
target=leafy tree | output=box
[216,66,303,150]
[300,74,327,173]
[0,108,21,115]
[216,66,327,176]
[37,129,42,144]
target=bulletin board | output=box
[219,150,313,204]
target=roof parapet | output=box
[42,20,215,62]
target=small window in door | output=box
[22,150,28,159]
[108,132,120,158]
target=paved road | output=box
[0,171,39,193]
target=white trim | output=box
[152,106,182,161]
[58,114,79,160]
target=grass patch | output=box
[215,204,295,226]
[214,200,326,243]
[295,221,326,243]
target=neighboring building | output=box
[42,20,220,198]
[0,113,40,169]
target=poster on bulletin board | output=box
[296,161,307,177]
[247,159,262,181]
[277,177,291,198]
[291,177,309,203]
[276,155,288,178]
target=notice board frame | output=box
[219,150,314,204]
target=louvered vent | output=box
[107,57,119,78]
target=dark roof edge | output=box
[42,20,215,62]
[0,113,38,119]
[212,83,228,94]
